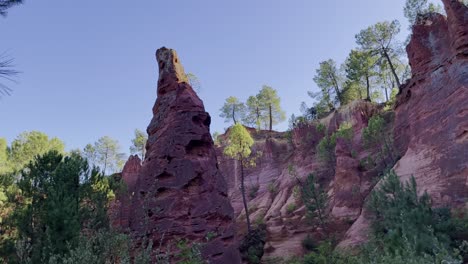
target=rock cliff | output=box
[217,0,467,259]
[340,0,468,248]
[118,48,241,263]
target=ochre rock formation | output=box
[217,101,380,259]
[110,155,142,228]
[339,0,468,248]
[121,47,241,263]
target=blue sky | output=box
[0,0,413,155]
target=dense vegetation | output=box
[3,0,468,263]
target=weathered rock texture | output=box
[340,0,468,248]
[123,48,240,263]
[218,2,467,259]
[217,101,381,260]
[110,155,142,228]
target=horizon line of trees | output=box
[219,85,286,132]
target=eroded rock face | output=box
[339,1,468,248]
[127,47,240,263]
[111,155,142,228]
[217,101,380,259]
[394,0,468,206]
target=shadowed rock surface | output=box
[120,47,241,263]
[340,0,468,248]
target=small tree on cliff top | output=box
[224,123,254,232]
[220,96,246,125]
[257,85,286,131]
[355,20,403,89]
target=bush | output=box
[301,174,328,227]
[316,123,326,134]
[316,135,336,165]
[286,203,297,214]
[366,170,463,261]
[302,241,356,264]
[239,226,267,264]
[301,235,316,251]
[249,184,260,199]
[362,115,395,168]
[267,181,278,194]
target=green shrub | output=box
[366,170,463,261]
[267,181,278,194]
[249,184,260,199]
[362,115,395,168]
[239,226,267,264]
[301,235,316,251]
[316,123,326,134]
[302,174,328,227]
[205,231,217,242]
[175,239,204,264]
[286,203,297,214]
[316,135,336,165]
[302,241,357,264]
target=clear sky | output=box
[0,0,413,156]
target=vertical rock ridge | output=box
[125,47,241,263]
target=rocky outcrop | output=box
[110,155,142,228]
[217,101,380,260]
[339,0,468,248]
[395,0,468,207]
[124,48,240,263]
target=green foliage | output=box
[267,181,278,194]
[8,131,65,171]
[364,171,465,262]
[345,50,378,102]
[335,122,353,141]
[316,123,326,134]
[224,123,255,232]
[83,136,126,175]
[0,138,9,174]
[257,85,286,130]
[224,124,254,160]
[175,239,204,264]
[404,0,443,27]
[186,72,201,93]
[14,152,81,262]
[248,184,260,199]
[2,150,120,263]
[243,95,265,129]
[316,135,336,166]
[362,115,395,168]
[312,59,345,107]
[219,96,246,125]
[48,229,131,264]
[302,241,357,264]
[301,235,316,251]
[239,226,267,264]
[286,203,297,214]
[302,174,328,227]
[212,131,221,146]
[130,129,147,159]
[355,20,403,87]
[205,231,217,242]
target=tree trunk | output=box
[382,50,401,88]
[365,73,371,102]
[384,86,389,102]
[269,104,273,131]
[330,73,343,104]
[240,159,251,232]
[256,106,260,130]
[103,148,108,175]
[232,105,237,124]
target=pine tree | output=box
[224,123,255,232]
